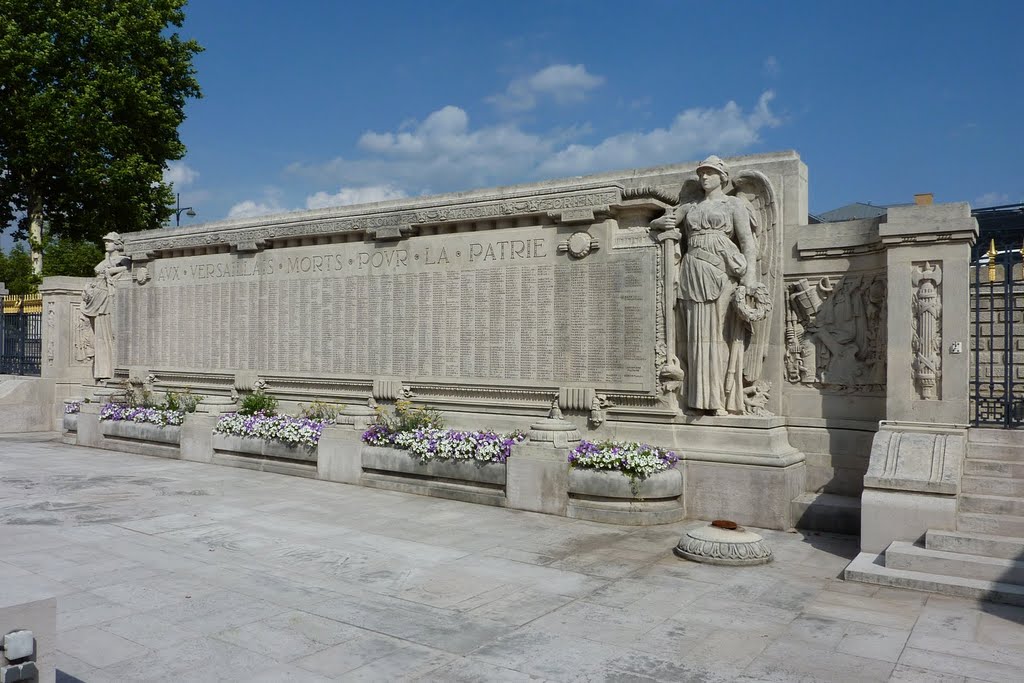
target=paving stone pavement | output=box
[2,437,1024,682]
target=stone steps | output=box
[961,475,1024,496]
[963,458,1024,478]
[956,512,1024,537]
[884,541,1024,584]
[844,550,1024,607]
[926,529,1024,560]
[960,493,1024,517]
[967,442,1024,463]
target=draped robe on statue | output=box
[678,196,750,413]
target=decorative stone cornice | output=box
[123,185,624,260]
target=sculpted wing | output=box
[731,169,779,383]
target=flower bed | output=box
[101,403,185,426]
[98,403,183,446]
[362,425,525,463]
[214,411,329,448]
[568,440,679,481]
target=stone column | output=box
[860,203,978,552]
[506,406,580,516]
[318,402,376,484]
[39,277,94,430]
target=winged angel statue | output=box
[652,155,777,416]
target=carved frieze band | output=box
[784,272,887,393]
[912,261,942,400]
[124,188,623,258]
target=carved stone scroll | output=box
[912,262,943,400]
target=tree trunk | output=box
[29,194,43,276]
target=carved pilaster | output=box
[912,262,943,400]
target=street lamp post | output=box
[173,193,196,226]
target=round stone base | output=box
[674,523,773,566]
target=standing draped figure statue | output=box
[81,232,130,382]
[653,156,776,416]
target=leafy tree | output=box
[0,244,35,294]
[0,0,203,272]
[42,236,104,279]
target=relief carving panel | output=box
[784,273,887,393]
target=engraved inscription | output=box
[118,228,657,391]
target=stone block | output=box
[316,426,363,484]
[75,411,102,448]
[181,412,216,463]
[0,597,55,683]
[860,488,956,553]
[0,377,55,433]
[863,422,966,495]
[506,443,569,516]
[685,459,806,530]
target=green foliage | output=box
[164,388,202,414]
[0,243,35,293]
[0,235,105,293]
[42,236,104,278]
[239,390,278,416]
[299,401,342,422]
[0,0,204,243]
[376,400,444,432]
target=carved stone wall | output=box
[112,152,807,423]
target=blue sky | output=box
[6,0,1024,248]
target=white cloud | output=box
[975,191,1010,207]
[763,56,780,78]
[289,105,556,192]
[163,160,199,187]
[305,185,408,210]
[487,64,605,112]
[538,91,781,177]
[227,198,288,219]
[287,91,781,197]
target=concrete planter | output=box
[100,419,181,445]
[211,433,317,463]
[361,446,506,484]
[62,413,78,433]
[568,467,683,499]
[360,445,506,506]
[567,467,685,526]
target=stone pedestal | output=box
[317,404,375,484]
[179,413,215,464]
[860,421,966,552]
[506,411,579,516]
[75,401,102,448]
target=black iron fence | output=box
[0,295,42,376]
[971,228,1024,427]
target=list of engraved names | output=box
[116,234,656,390]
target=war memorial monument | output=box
[5,149,995,592]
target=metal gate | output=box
[971,232,1024,427]
[0,295,42,376]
